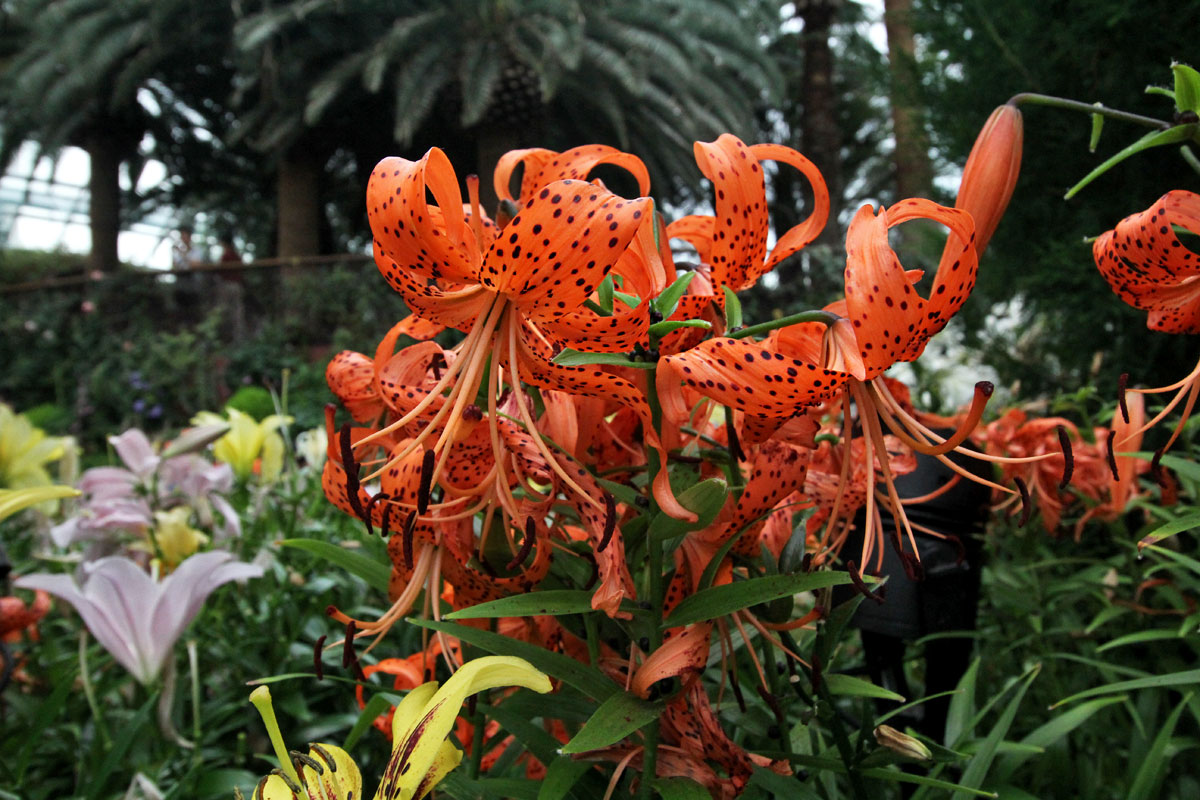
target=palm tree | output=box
[0,0,237,272]
[231,0,782,254]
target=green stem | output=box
[639,363,667,799]
[582,613,601,667]
[819,682,870,800]
[469,702,486,779]
[1007,93,1172,130]
[723,407,743,500]
[78,632,111,749]
[729,310,842,341]
[188,639,202,768]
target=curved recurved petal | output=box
[482,180,651,323]
[367,151,481,285]
[750,143,830,277]
[326,351,382,423]
[692,135,770,297]
[537,296,651,353]
[843,199,978,379]
[1093,190,1200,333]
[494,145,651,206]
[657,337,848,423]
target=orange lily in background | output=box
[1094,190,1200,460]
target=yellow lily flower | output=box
[0,485,80,522]
[0,404,74,505]
[192,408,292,482]
[147,507,209,568]
[246,656,551,800]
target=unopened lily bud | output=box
[874,724,933,761]
[954,104,1023,258]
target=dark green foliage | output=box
[914,0,1200,397]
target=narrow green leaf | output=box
[957,664,1040,793]
[447,590,598,620]
[994,695,1125,782]
[649,319,712,338]
[1097,628,1185,652]
[1129,691,1192,798]
[597,275,615,315]
[652,270,697,318]
[278,538,390,594]
[860,769,998,797]
[487,698,568,769]
[945,659,980,748]
[651,777,713,800]
[1052,668,1200,708]
[538,758,593,800]
[87,694,155,800]
[1137,510,1200,548]
[665,571,854,627]
[411,618,617,701]
[345,693,393,751]
[1089,104,1104,152]
[596,478,644,510]
[825,673,905,702]
[723,285,743,330]
[1172,62,1200,113]
[1065,125,1196,199]
[646,478,728,543]
[553,349,655,369]
[561,692,663,753]
[745,767,819,797]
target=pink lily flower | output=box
[15,551,262,685]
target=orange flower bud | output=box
[955,104,1023,258]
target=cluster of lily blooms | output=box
[295,100,1200,797]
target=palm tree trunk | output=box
[276,149,322,258]
[884,0,932,199]
[799,0,842,248]
[85,132,122,273]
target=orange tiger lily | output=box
[662,134,829,351]
[1094,190,1200,460]
[360,145,691,526]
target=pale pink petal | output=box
[110,430,160,480]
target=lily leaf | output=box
[649,319,712,339]
[552,349,655,370]
[723,285,743,330]
[824,673,905,702]
[1065,124,1197,199]
[646,478,728,543]
[1172,62,1200,113]
[665,571,854,627]
[652,270,697,318]
[446,590,601,619]
[278,538,390,593]
[561,691,663,753]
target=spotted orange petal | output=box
[495,144,651,206]
[482,180,651,322]
[1093,190,1200,333]
[843,199,978,379]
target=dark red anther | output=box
[801,552,813,573]
[507,518,536,571]
[946,535,967,566]
[727,419,744,463]
[417,449,435,516]
[847,560,885,605]
[430,353,445,380]
[341,621,356,668]
[362,492,390,538]
[730,670,748,712]
[313,635,326,681]
[597,494,616,553]
[1056,425,1074,490]
[339,423,366,520]
[1014,476,1032,527]
[1117,373,1130,424]
[977,380,995,397]
[463,404,483,423]
[898,551,925,582]
[1151,446,1165,482]
[755,684,785,728]
[342,621,366,681]
[402,510,417,570]
[379,502,394,539]
[325,604,337,617]
[811,652,823,694]
[1106,430,1120,481]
